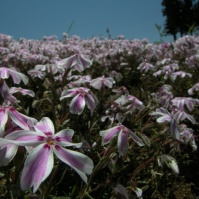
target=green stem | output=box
[42,161,61,199]
[79,147,115,199]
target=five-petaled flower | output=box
[0,117,94,193]
[90,76,115,90]
[56,54,92,72]
[0,105,37,136]
[60,87,98,115]
[0,106,37,166]
[9,87,35,97]
[0,67,29,84]
[99,125,144,156]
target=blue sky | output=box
[0,0,173,42]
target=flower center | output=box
[45,136,54,145]
[48,140,54,145]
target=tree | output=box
[193,0,199,29]
[162,0,199,40]
[162,0,182,40]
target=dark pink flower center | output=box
[45,136,54,145]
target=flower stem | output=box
[42,161,61,199]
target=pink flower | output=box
[0,67,28,85]
[57,54,92,72]
[114,95,144,112]
[9,87,35,97]
[171,71,192,81]
[188,82,199,95]
[179,124,197,150]
[150,108,181,140]
[137,62,154,73]
[90,76,115,90]
[0,81,18,104]
[0,107,37,166]
[100,125,144,156]
[0,117,94,192]
[67,75,91,88]
[35,63,64,75]
[0,105,37,137]
[60,87,98,115]
[172,108,196,124]
[172,97,199,111]
[28,69,46,79]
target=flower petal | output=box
[8,68,29,85]
[9,87,35,97]
[0,81,18,104]
[100,126,121,145]
[117,131,128,156]
[170,119,180,140]
[9,108,37,130]
[0,67,9,79]
[60,88,79,100]
[0,108,8,137]
[53,145,93,183]
[127,129,145,146]
[21,143,54,193]
[34,117,55,135]
[157,115,172,123]
[70,94,85,115]
[5,130,44,146]
[0,144,18,166]
[90,79,103,90]
[85,92,98,112]
[54,129,82,148]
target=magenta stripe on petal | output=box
[117,131,128,156]
[9,108,33,130]
[54,145,84,169]
[0,144,18,166]
[60,89,79,100]
[5,130,44,146]
[34,117,55,135]
[85,94,98,112]
[21,143,53,193]
[100,126,121,145]
[54,129,74,142]
[70,94,85,114]
[53,145,93,183]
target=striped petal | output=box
[0,108,8,137]
[54,129,82,148]
[53,145,93,183]
[85,93,98,112]
[9,87,35,97]
[157,115,172,123]
[60,88,79,100]
[9,108,37,130]
[0,144,18,166]
[104,78,114,88]
[127,129,145,146]
[117,131,128,156]
[34,117,54,135]
[70,94,85,115]
[8,68,29,85]
[21,143,54,193]
[100,126,121,145]
[90,79,103,90]
[5,130,44,146]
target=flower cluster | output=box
[0,33,199,198]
